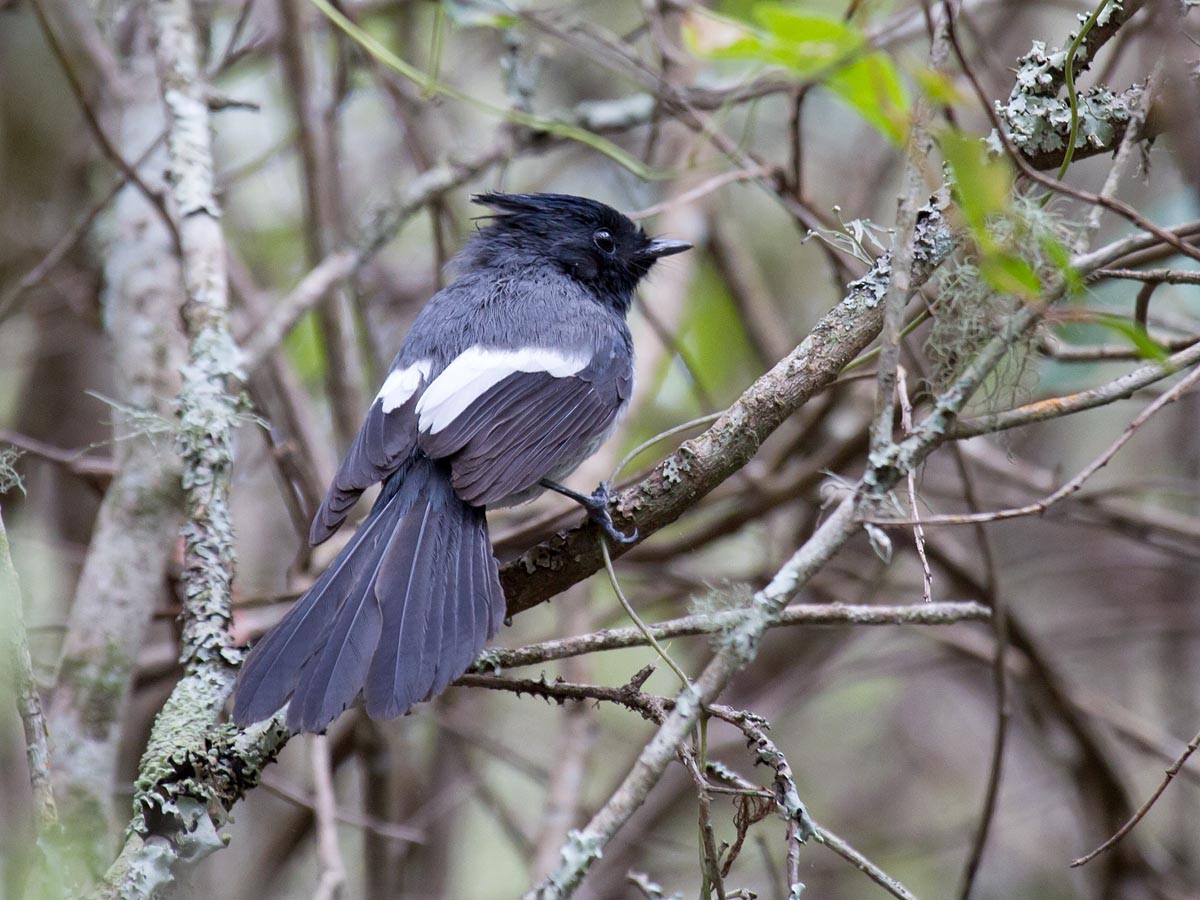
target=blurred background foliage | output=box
[3,0,1200,898]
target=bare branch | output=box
[311,735,347,900]
[1071,726,1200,867]
[473,601,990,672]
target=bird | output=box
[232,191,691,733]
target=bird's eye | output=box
[593,229,616,254]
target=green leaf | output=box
[693,10,854,74]
[939,128,1013,236]
[979,252,1042,300]
[829,53,910,145]
[686,5,909,143]
[753,5,862,73]
[1091,313,1169,361]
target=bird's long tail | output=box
[232,456,505,733]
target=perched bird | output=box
[232,192,691,733]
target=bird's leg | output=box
[538,479,638,544]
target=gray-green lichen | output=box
[926,197,1071,407]
[0,446,24,495]
[993,12,1146,169]
[844,191,955,314]
[527,830,604,899]
[176,309,242,676]
[660,456,686,484]
[131,710,289,838]
[741,722,816,842]
[471,647,507,673]
[123,837,175,898]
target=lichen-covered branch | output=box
[953,335,1200,439]
[93,716,290,899]
[92,0,245,895]
[994,0,1147,169]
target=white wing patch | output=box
[417,346,591,435]
[376,361,432,413]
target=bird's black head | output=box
[462,192,691,308]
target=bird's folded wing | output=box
[309,361,431,546]
[417,344,632,507]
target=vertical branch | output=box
[868,12,944,457]
[868,170,923,456]
[90,4,250,895]
[151,0,239,676]
[277,0,366,449]
[312,735,347,900]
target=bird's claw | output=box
[587,481,638,545]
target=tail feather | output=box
[413,517,456,702]
[425,518,471,701]
[363,503,441,719]
[232,486,404,727]
[287,516,396,731]
[232,457,505,733]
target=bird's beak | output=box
[642,238,692,259]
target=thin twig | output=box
[470,602,990,672]
[260,775,424,843]
[1071,726,1200,867]
[239,250,358,370]
[628,165,770,220]
[1091,267,1200,285]
[311,735,347,900]
[1082,62,1160,242]
[953,336,1200,439]
[0,132,167,322]
[897,367,933,603]
[600,537,692,692]
[816,826,919,900]
[0,431,114,483]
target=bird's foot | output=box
[540,479,639,544]
[584,481,639,545]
